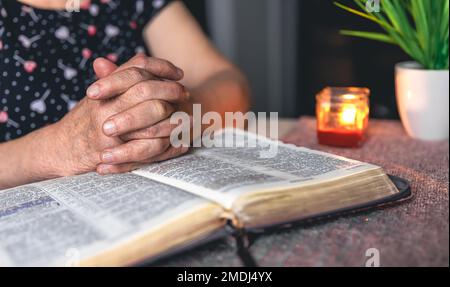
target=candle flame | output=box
[341,105,357,125]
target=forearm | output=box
[0,124,63,189]
[181,67,251,118]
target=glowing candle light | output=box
[316,87,370,148]
[341,105,357,125]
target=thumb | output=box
[93,57,118,79]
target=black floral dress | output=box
[0,0,172,142]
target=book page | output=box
[134,129,380,208]
[0,173,209,267]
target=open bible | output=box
[0,129,410,267]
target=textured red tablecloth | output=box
[157,117,449,267]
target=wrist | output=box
[24,122,70,179]
[0,123,66,189]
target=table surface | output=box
[155,117,449,267]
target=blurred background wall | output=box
[183,0,409,119]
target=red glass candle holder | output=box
[316,87,370,148]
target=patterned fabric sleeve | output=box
[0,0,176,142]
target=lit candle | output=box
[316,87,370,148]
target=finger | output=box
[88,54,185,99]
[121,115,193,141]
[103,146,189,174]
[116,80,189,109]
[103,100,175,137]
[93,57,118,79]
[120,118,177,141]
[96,146,189,175]
[100,138,171,165]
[113,53,184,80]
[87,67,156,99]
[147,146,190,163]
[97,163,141,175]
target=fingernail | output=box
[101,151,115,163]
[103,120,117,136]
[87,84,101,98]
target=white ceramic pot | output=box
[395,61,449,141]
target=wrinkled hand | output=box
[53,54,190,176]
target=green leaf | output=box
[340,30,396,44]
[334,2,388,28]
[335,0,449,70]
[411,0,430,64]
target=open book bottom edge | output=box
[232,169,401,229]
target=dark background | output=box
[183,0,410,119]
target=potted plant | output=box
[335,0,449,141]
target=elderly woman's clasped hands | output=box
[54,53,191,176]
